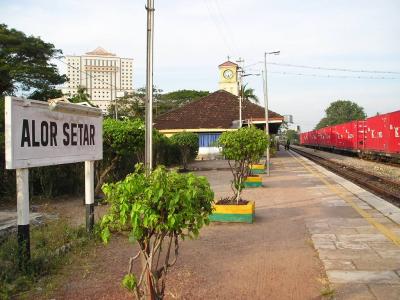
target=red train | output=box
[300,110,400,159]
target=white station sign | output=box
[5,96,103,169]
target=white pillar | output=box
[85,161,95,232]
[16,168,30,268]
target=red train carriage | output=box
[319,126,332,148]
[299,110,400,159]
[364,111,400,157]
[334,121,358,151]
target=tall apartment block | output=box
[62,47,133,111]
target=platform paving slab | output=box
[287,150,400,299]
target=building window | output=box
[199,133,221,147]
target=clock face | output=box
[223,69,234,79]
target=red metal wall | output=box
[299,110,399,157]
[388,111,400,155]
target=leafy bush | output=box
[170,132,199,170]
[95,118,146,196]
[153,132,180,166]
[100,165,214,299]
[218,126,268,203]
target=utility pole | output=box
[263,51,280,176]
[236,58,244,128]
[262,68,270,176]
[145,0,154,173]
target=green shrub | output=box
[100,165,214,299]
[170,132,199,170]
[218,126,269,203]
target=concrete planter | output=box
[250,164,265,175]
[209,201,255,223]
[244,175,262,188]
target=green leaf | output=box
[121,273,137,291]
[101,227,111,244]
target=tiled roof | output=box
[85,47,116,56]
[218,61,238,67]
[154,90,283,130]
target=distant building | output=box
[283,115,301,132]
[62,47,133,112]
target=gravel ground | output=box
[291,145,400,184]
[31,153,326,300]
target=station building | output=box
[154,60,284,159]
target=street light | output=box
[263,50,280,176]
[145,0,154,174]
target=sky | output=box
[1,0,399,131]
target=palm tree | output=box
[240,84,259,103]
[69,86,90,103]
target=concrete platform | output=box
[285,149,400,299]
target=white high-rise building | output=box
[62,47,133,111]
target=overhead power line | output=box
[268,71,398,80]
[202,0,239,58]
[268,62,400,75]
[245,61,400,75]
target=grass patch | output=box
[0,219,93,299]
[321,286,335,299]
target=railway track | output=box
[290,147,400,207]
[303,146,400,168]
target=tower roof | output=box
[85,47,116,56]
[218,61,238,67]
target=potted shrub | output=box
[100,165,213,299]
[210,126,269,223]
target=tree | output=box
[107,93,145,120]
[218,127,268,203]
[156,89,209,115]
[29,88,63,101]
[240,84,259,103]
[68,86,90,104]
[100,165,214,299]
[284,129,299,144]
[315,100,366,129]
[160,90,209,102]
[170,132,199,170]
[95,119,145,196]
[0,24,66,98]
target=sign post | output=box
[85,160,95,232]
[16,168,30,268]
[5,96,103,268]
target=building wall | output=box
[62,54,133,112]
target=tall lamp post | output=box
[145,0,154,173]
[263,50,280,176]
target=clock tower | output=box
[218,60,239,96]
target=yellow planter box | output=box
[250,163,265,174]
[210,201,255,223]
[244,175,262,187]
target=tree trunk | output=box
[94,156,119,196]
